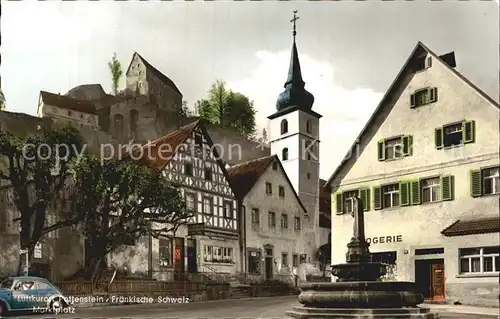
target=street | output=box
[4,296,499,319]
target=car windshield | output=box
[0,279,13,289]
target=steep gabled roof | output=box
[325,41,500,188]
[227,155,308,214]
[39,91,97,115]
[126,52,182,96]
[129,120,235,195]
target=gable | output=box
[326,42,500,188]
[125,53,144,77]
[136,120,235,197]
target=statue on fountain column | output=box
[345,195,371,263]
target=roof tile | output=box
[40,91,97,115]
[441,217,499,237]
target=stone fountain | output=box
[284,196,438,318]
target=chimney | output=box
[439,52,456,68]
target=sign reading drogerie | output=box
[366,235,402,244]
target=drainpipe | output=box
[148,223,153,279]
[240,203,247,273]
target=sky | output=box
[1,1,499,179]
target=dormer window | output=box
[413,56,432,73]
[282,148,289,161]
[281,119,288,135]
[306,120,312,134]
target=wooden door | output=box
[265,257,273,280]
[174,238,184,275]
[187,239,197,273]
[431,263,445,299]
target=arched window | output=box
[282,148,289,161]
[114,114,124,138]
[306,120,312,134]
[281,119,288,135]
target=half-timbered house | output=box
[109,120,239,278]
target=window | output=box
[268,212,276,228]
[68,111,72,116]
[281,253,288,266]
[304,141,313,160]
[281,119,288,134]
[185,193,195,211]
[421,177,440,203]
[459,247,499,274]
[204,245,234,263]
[436,120,475,149]
[203,197,213,214]
[306,120,312,134]
[272,162,278,170]
[265,182,272,195]
[382,184,400,208]
[343,190,358,214]
[299,254,307,264]
[413,56,432,72]
[377,136,412,161]
[159,238,172,267]
[292,254,299,267]
[204,166,212,181]
[251,208,260,225]
[204,245,213,262]
[410,87,437,107]
[223,247,233,263]
[282,148,289,161]
[223,201,233,219]
[36,281,52,290]
[370,251,397,265]
[15,281,35,291]
[307,173,311,179]
[482,167,499,195]
[280,214,288,228]
[184,162,193,176]
[279,186,285,198]
[194,133,203,147]
[294,217,301,231]
[248,251,261,274]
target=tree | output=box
[108,53,123,95]
[71,155,193,281]
[259,128,268,144]
[176,100,193,119]
[0,88,5,110]
[0,124,84,273]
[196,80,256,138]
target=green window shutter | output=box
[402,135,413,156]
[373,186,382,210]
[435,127,444,149]
[470,169,482,197]
[399,181,411,206]
[335,192,344,214]
[410,94,416,107]
[463,120,475,144]
[377,140,385,161]
[429,87,438,103]
[441,175,454,201]
[410,180,421,205]
[359,188,371,211]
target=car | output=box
[0,276,72,316]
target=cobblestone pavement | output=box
[4,296,499,319]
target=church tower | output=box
[268,11,323,256]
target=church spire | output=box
[275,10,314,112]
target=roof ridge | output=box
[228,155,274,169]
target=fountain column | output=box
[283,196,439,318]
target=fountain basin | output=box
[284,307,438,319]
[331,262,387,282]
[298,282,424,308]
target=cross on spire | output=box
[290,10,299,39]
